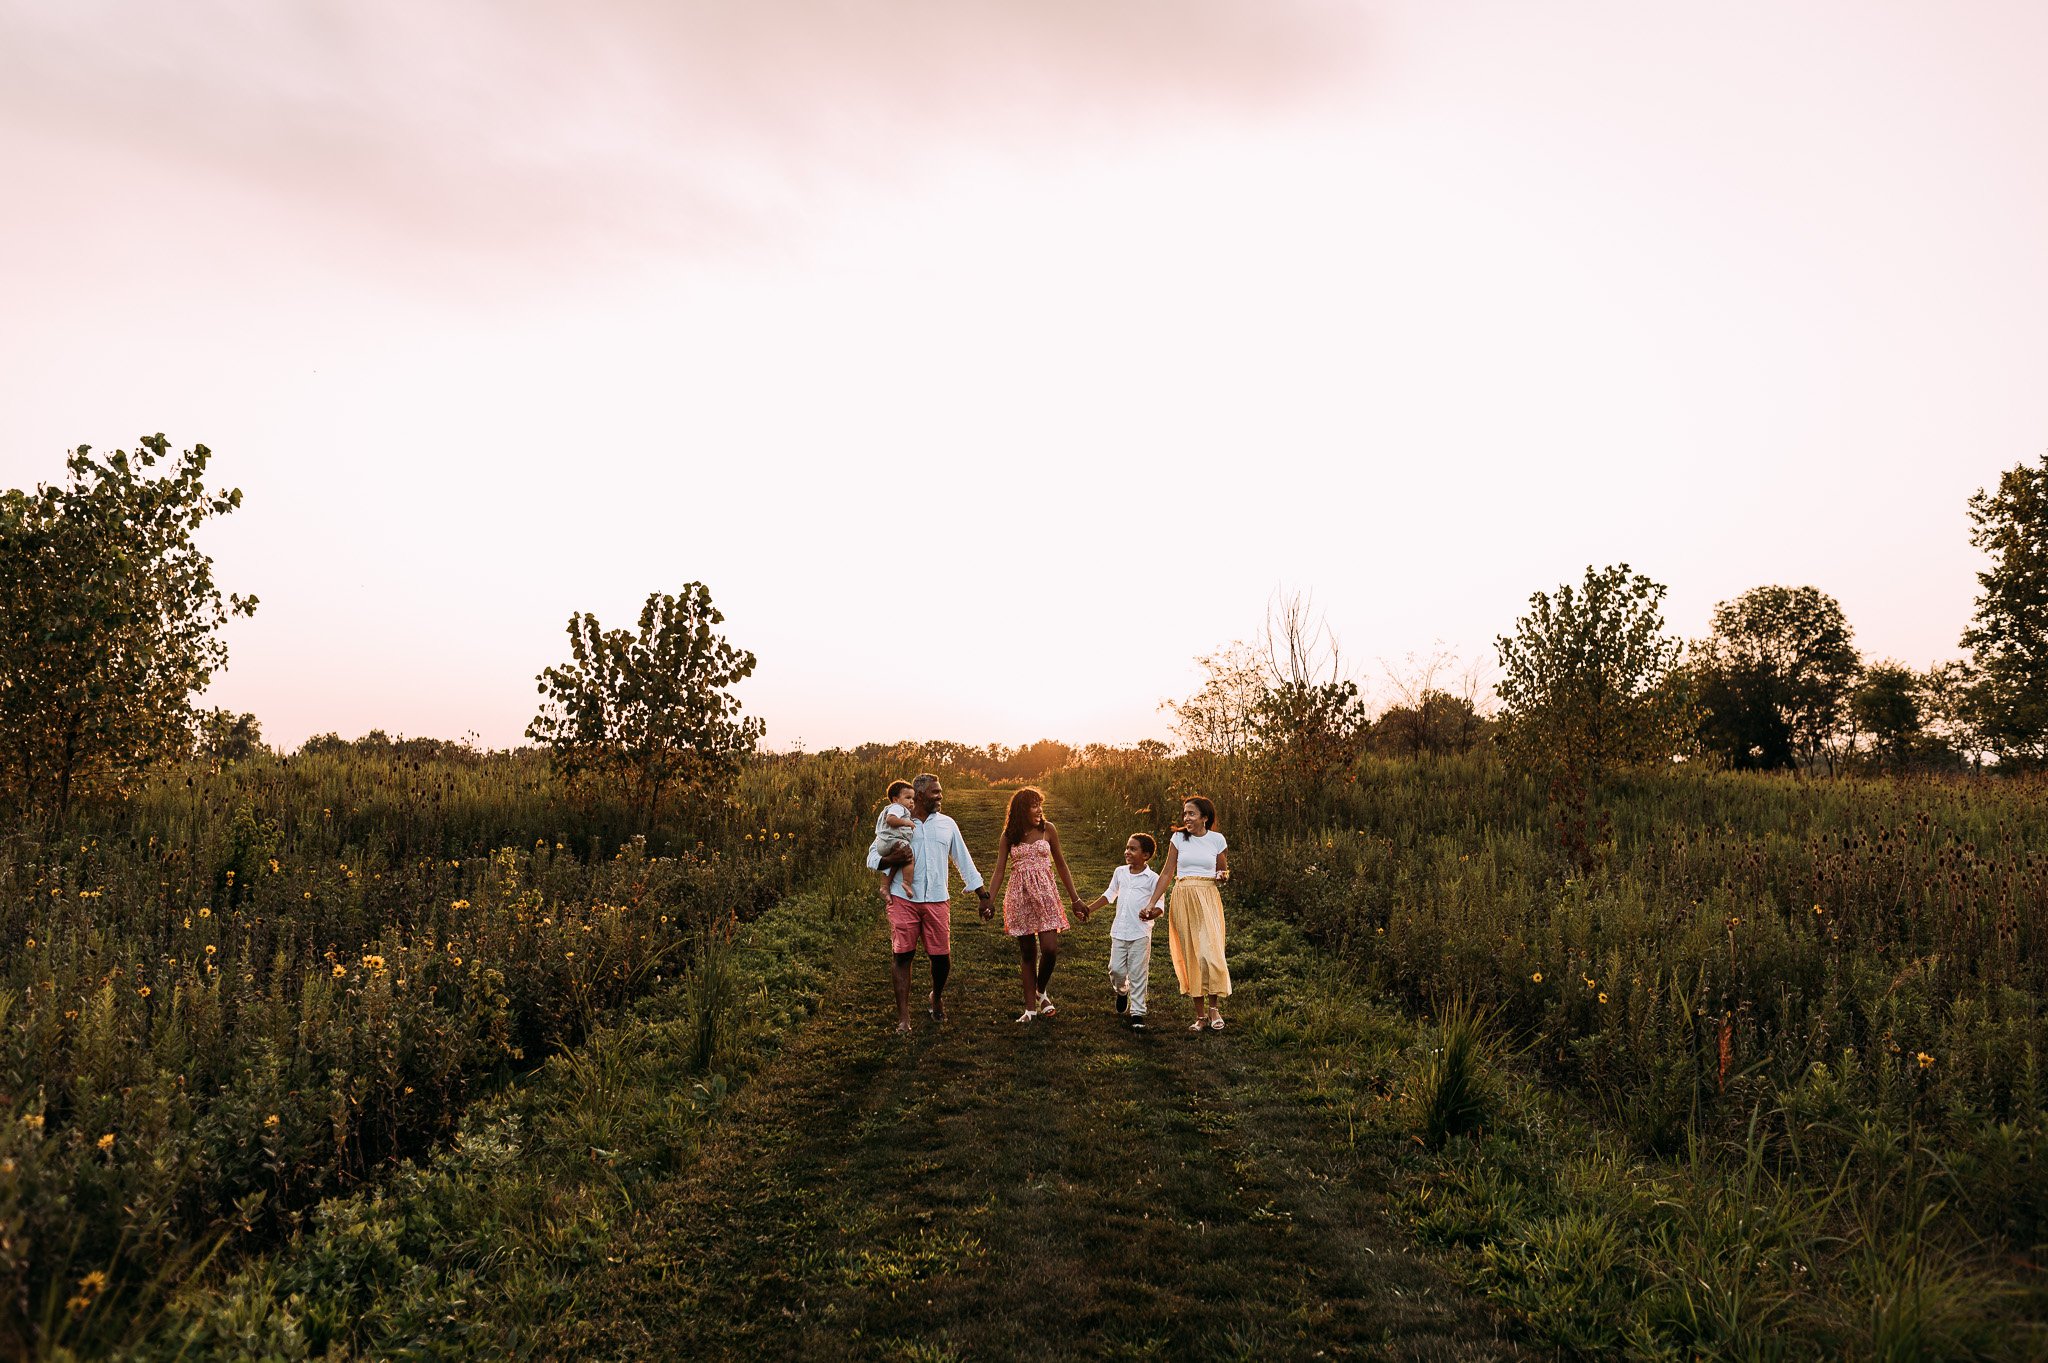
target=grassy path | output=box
[549,791,1526,1361]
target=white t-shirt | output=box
[1102,864,1161,940]
[1171,829,1228,878]
[874,804,916,837]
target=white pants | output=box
[1108,936,1152,1016]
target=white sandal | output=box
[1189,1018,1207,1032]
[1015,1008,1039,1023]
[1037,992,1057,1017]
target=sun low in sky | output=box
[3,1,2044,751]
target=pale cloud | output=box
[0,1,1368,264]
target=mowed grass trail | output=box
[550,790,1527,1361]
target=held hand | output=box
[977,888,995,922]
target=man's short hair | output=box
[912,773,941,794]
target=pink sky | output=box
[3,2,2045,751]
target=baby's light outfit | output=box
[869,805,916,864]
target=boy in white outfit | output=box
[1080,833,1161,1030]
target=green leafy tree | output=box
[196,708,265,762]
[1251,677,1371,796]
[1920,659,1982,768]
[0,437,255,815]
[1162,641,1265,756]
[527,584,764,815]
[1369,689,1494,757]
[1960,453,2048,767]
[1496,565,1688,869]
[1688,648,1792,771]
[1700,586,1862,774]
[1849,662,1923,771]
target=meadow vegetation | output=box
[6,441,2048,1357]
[0,744,898,1354]
[1053,748,2048,1356]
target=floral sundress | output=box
[1002,838,1068,936]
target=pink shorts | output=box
[887,896,952,956]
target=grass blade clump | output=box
[1412,994,1497,1149]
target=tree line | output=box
[2,436,2041,822]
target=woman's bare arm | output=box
[1215,848,1230,883]
[990,837,1012,902]
[1147,841,1178,912]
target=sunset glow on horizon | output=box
[4,2,2045,751]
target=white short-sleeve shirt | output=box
[1102,864,1161,940]
[1170,829,1228,878]
[874,804,915,837]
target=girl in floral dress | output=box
[989,786,1085,1023]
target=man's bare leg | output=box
[928,952,949,1021]
[892,950,915,1031]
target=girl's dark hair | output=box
[886,780,913,799]
[1002,786,1046,846]
[1130,832,1157,858]
[1175,795,1218,838]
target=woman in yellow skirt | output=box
[1145,795,1231,1031]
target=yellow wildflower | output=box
[332,964,347,978]
[1916,1052,1934,1070]
[264,1114,280,1128]
[1531,972,1544,984]
[97,1133,115,1152]
[1598,992,1609,1004]
[138,986,151,998]
[79,1270,107,1294]
[21,1113,43,1131]
[198,906,211,918]
[205,944,216,956]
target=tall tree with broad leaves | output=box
[0,437,256,816]
[1496,564,1689,871]
[1700,585,1862,774]
[1961,453,2048,767]
[527,584,764,816]
[1849,662,1924,772]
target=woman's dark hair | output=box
[1002,786,1046,845]
[1130,832,1157,858]
[886,779,913,800]
[1176,795,1218,838]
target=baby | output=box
[869,780,918,902]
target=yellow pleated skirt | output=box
[1167,877,1231,998]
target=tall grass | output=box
[1053,752,2048,1347]
[0,746,897,1355]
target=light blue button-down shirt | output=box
[866,809,983,902]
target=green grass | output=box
[151,789,1524,1362]
[116,764,2048,1359]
